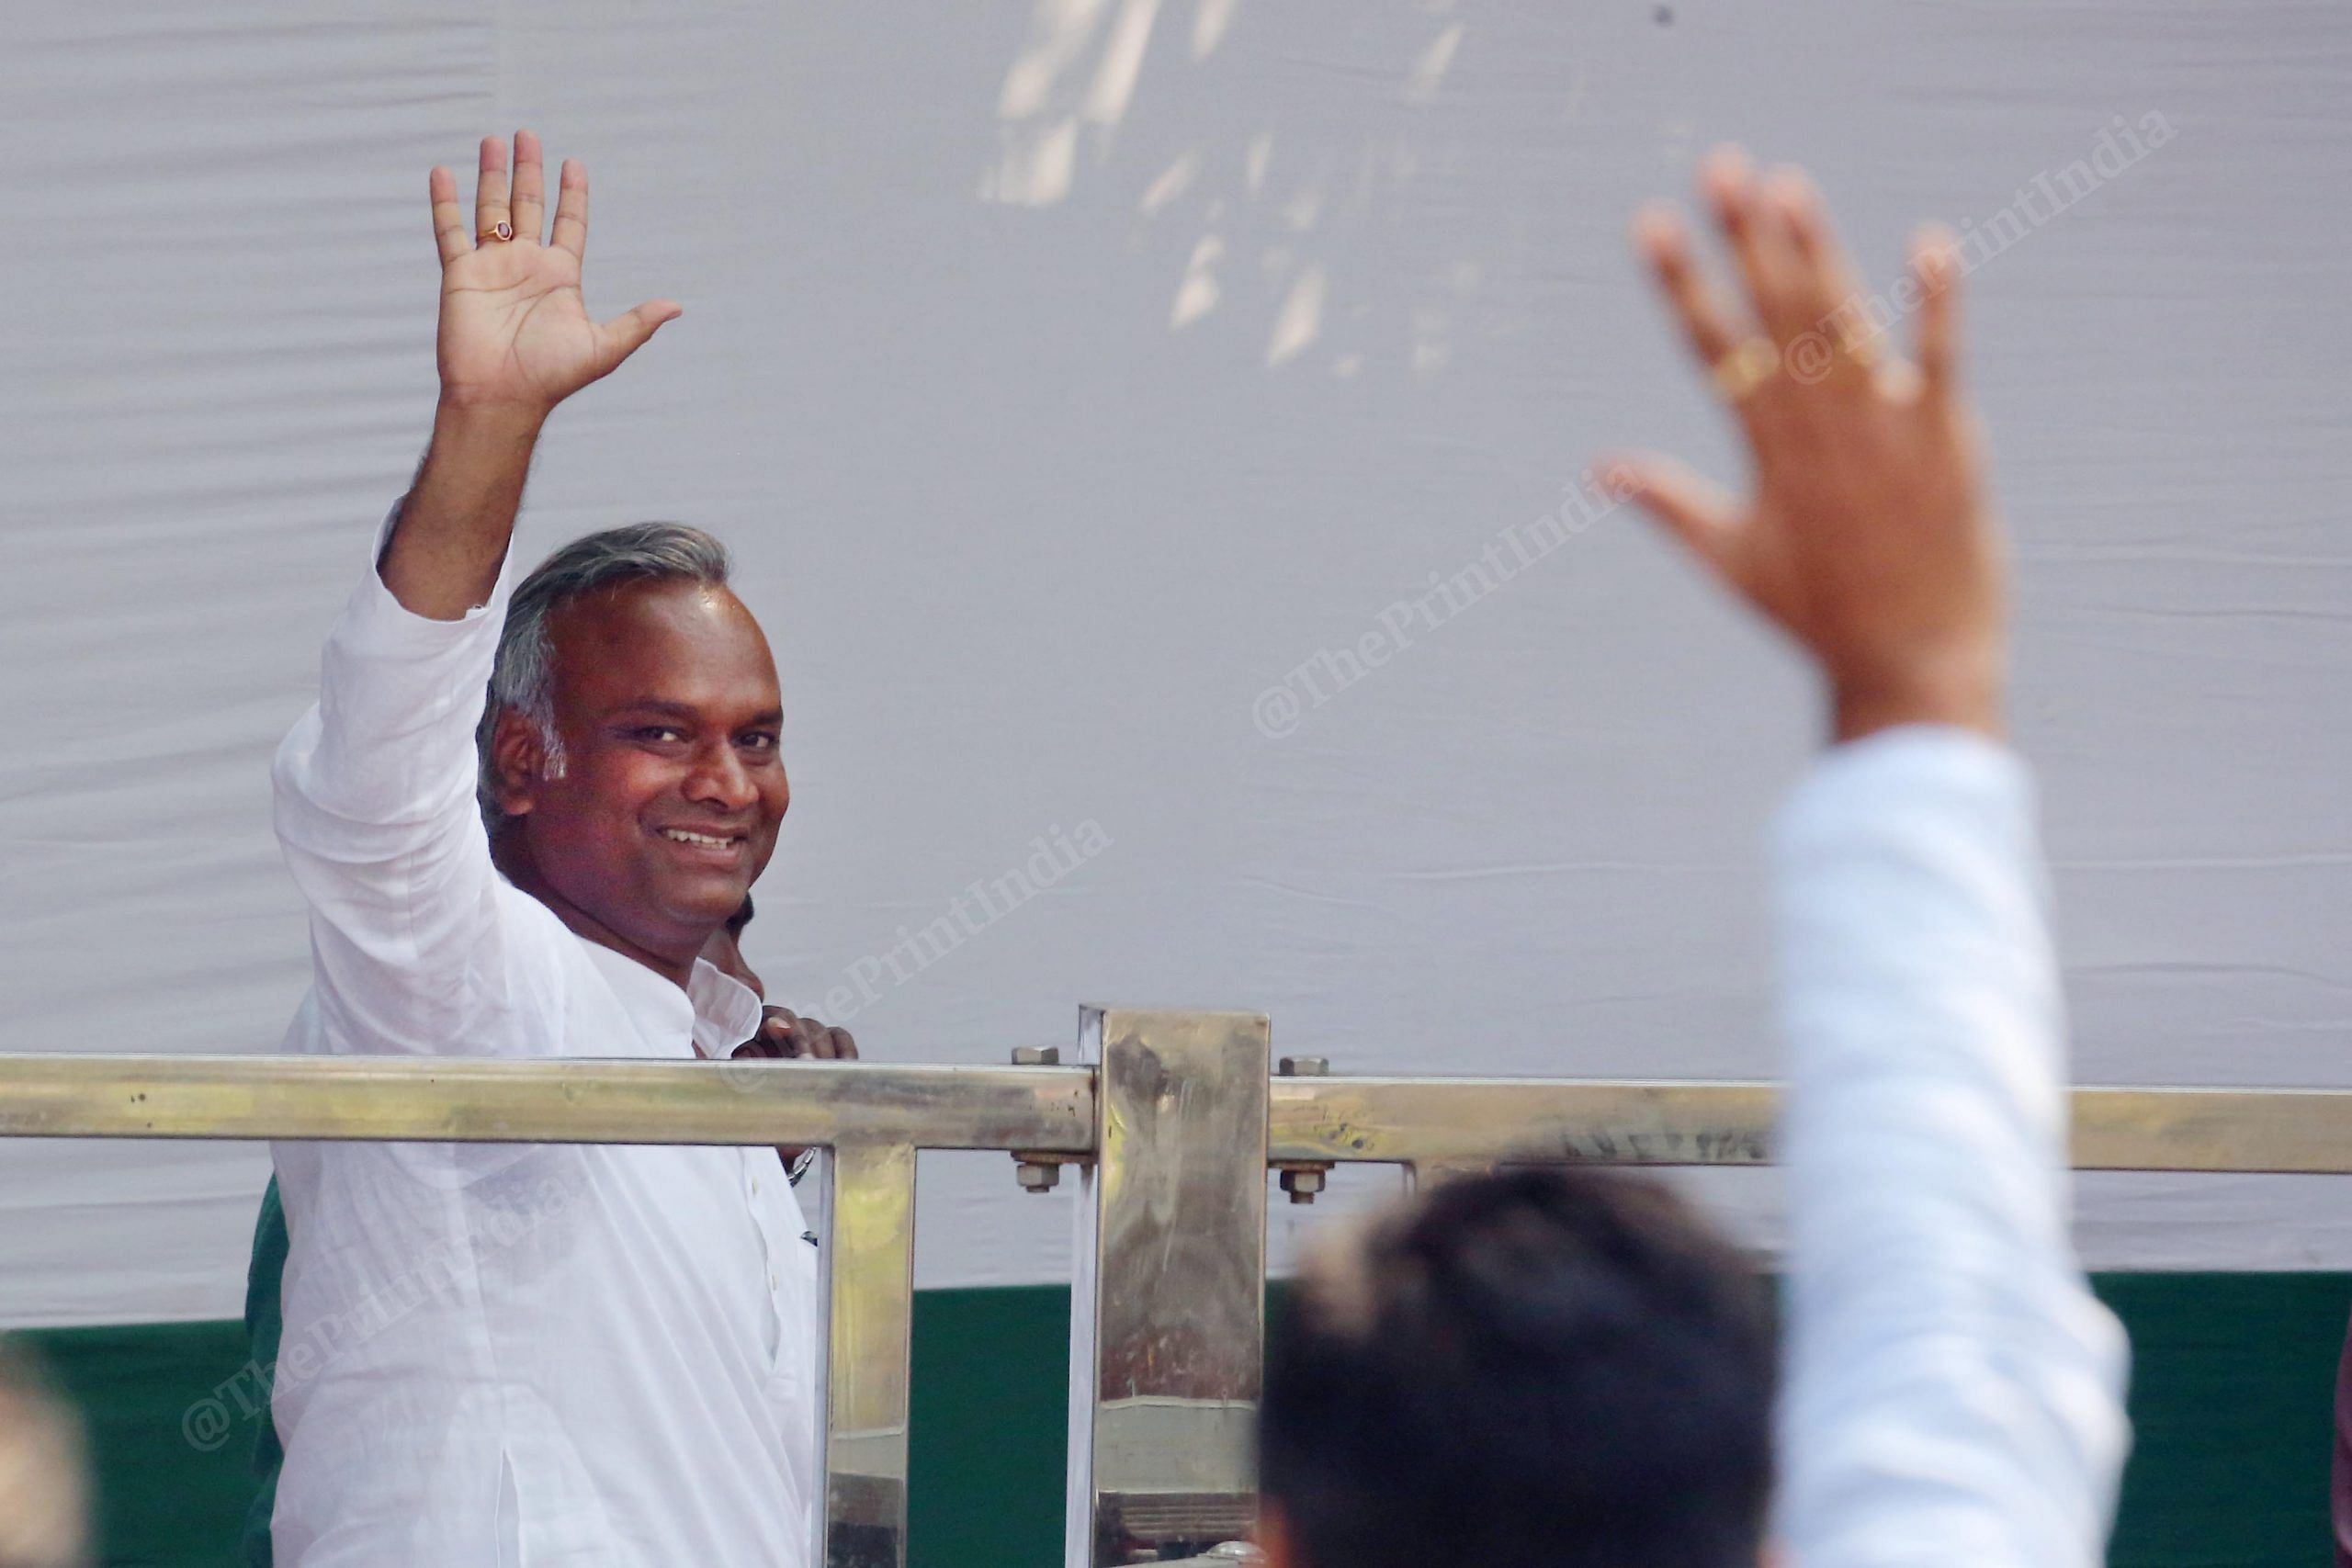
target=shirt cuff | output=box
[1772,722,2061,1126]
[1776,725,2033,868]
[335,498,517,655]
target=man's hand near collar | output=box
[703,911,859,1169]
[741,1008,860,1066]
[737,1008,861,1173]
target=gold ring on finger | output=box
[477,220,514,243]
[1711,336,1779,402]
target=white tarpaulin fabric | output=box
[2,1,2347,1328]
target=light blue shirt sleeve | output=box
[1772,727,2132,1568]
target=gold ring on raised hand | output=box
[1711,336,1779,401]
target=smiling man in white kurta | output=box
[266,131,820,1567]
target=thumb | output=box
[591,299,682,378]
[1598,452,1748,589]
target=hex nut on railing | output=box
[1274,1055,1335,1202]
[1012,1045,1066,1191]
[1278,1167,1326,1203]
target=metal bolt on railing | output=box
[1012,1045,1073,1192]
[1273,1055,1335,1205]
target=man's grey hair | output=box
[475,523,733,825]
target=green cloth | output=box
[209,1216,2352,1568]
[13,1274,2352,1566]
[239,1177,287,1568]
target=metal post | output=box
[822,1140,918,1568]
[1066,1008,1271,1568]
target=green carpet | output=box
[16,1273,2349,1567]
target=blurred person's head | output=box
[1258,1166,1774,1568]
[475,525,789,981]
[0,1337,89,1568]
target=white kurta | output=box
[1775,728,2132,1568]
[266,534,820,1568]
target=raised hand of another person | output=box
[427,131,680,418]
[1605,148,2005,745]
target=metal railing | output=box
[6,1007,2352,1567]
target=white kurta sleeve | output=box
[270,513,526,1055]
[1773,727,2132,1568]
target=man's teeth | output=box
[660,829,738,847]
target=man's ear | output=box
[489,708,547,818]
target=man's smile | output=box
[652,824,752,859]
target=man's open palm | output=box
[1607,150,2005,745]
[427,131,679,415]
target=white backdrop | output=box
[2,0,2348,1327]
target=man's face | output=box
[492,578,788,968]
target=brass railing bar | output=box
[1269,1077,1780,1167]
[3,1056,2349,1176]
[0,1055,1095,1154]
[1270,1077,2352,1176]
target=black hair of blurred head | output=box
[1258,1165,1775,1568]
[725,894,754,937]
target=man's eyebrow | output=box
[607,699,783,728]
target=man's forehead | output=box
[546,579,778,706]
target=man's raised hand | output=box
[380,132,676,618]
[1603,149,2006,745]
[427,131,680,418]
